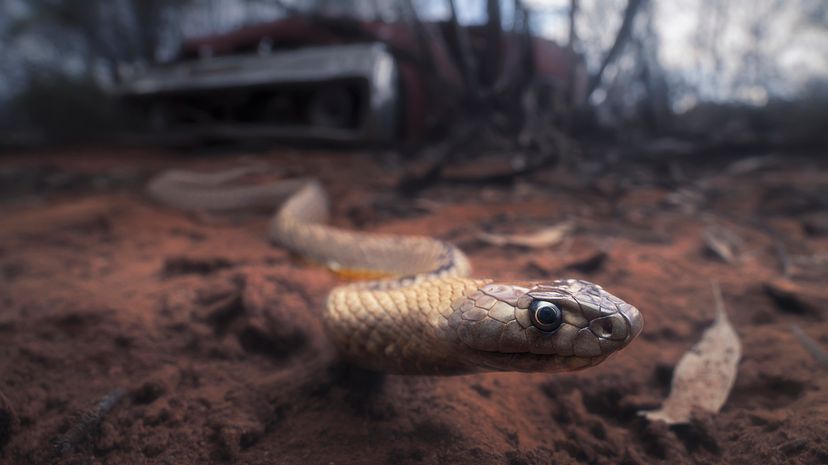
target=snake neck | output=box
[325,277,491,374]
[269,181,485,373]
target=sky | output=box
[526,0,828,106]
[652,0,828,107]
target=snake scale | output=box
[148,165,643,374]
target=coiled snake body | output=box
[148,166,643,374]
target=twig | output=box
[772,240,793,278]
[567,0,579,53]
[399,0,465,130]
[446,0,480,97]
[759,226,793,277]
[750,220,793,277]
[566,0,580,107]
[483,0,503,87]
[399,0,439,73]
[791,324,828,371]
[492,1,533,96]
[711,280,726,320]
[55,388,127,455]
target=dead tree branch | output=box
[492,0,533,96]
[483,0,503,88]
[566,0,580,106]
[586,0,644,98]
[446,0,480,98]
[568,0,579,51]
[400,0,437,72]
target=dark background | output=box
[1,0,826,154]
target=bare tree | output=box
[586,0,645,98]
[482,0,503,88]
[566,0,580,107]
[447,0,480,98]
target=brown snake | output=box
[148,165,643,374]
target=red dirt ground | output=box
[0,147,826,465]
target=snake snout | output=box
[558,279,643,358]
[619,303,643,342]
[587,304,643,343]
[581,304,643,358]
[588,314,627,340]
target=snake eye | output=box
[529,300,562,332]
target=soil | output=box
[0,147,826,465]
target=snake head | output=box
[449,279,643,372]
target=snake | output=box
[148,164,643,374]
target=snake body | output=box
[149,166,643,374]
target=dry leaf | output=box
[476,221,574,249]
[641,281,741,424]
[702,225,743,263]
